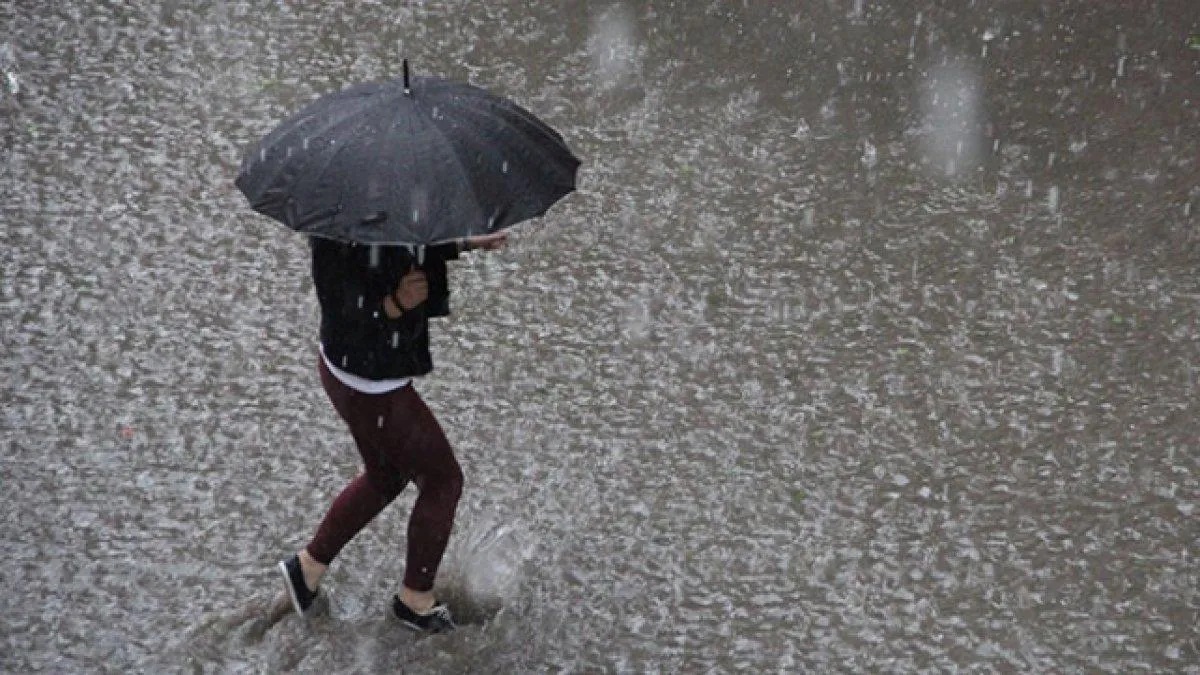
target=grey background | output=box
[2,1,1198,672]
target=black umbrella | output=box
[235,60,580,246]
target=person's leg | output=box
[384,386,464,612]
[302,473,402,580]
[295,358,409,591]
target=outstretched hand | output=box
[466,231,509,251]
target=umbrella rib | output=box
[438,98,576,221]
[294,96,399,227]
[422,76,577,180]
[366,89,435,241]
[415,100,490,239]
[449,94,578,188]
[242,93,379,205]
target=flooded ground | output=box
[2,1,1198,672]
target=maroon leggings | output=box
[306,357,463,592]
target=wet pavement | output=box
[2,1,1198,672]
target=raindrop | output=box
[412,207,420,223]
[587,5,637,87]
[1116,55,1127,77]
[392,332,400,348]
[501,160,509,174]
[260,148,267,162]
[377,416,385,428]
[861,139,878,169]
[0,43,19,95]
[357,295,365,309]
[368,244,381,268]
[1047,186,1059,213]
[303,137,310,150]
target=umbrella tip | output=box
[403,59,411,94]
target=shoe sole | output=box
[398,619,455,634]
[278,560,308,619]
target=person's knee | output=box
[439,462,464,504]
[426,459,463,505]
[427,435,462,501]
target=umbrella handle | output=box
[402,244,425,269]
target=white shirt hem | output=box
[320,345,412,394]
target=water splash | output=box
[587,5,639,89]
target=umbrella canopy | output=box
[235,61,580,245]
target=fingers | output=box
[400,269,427,285]
[393,268,429,310]
[400,275,428,297]
[468,231,509,250]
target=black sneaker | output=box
[278,554,318,617]
[392,596,456,633]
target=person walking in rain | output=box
[233,61,577,634]
[277,231,507,633]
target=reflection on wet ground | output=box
[2,2,1198,671]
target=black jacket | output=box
[311,237,458,380]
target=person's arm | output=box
[463,231,509,253]
[426,231,511,261]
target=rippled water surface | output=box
[3,2,1199,672]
